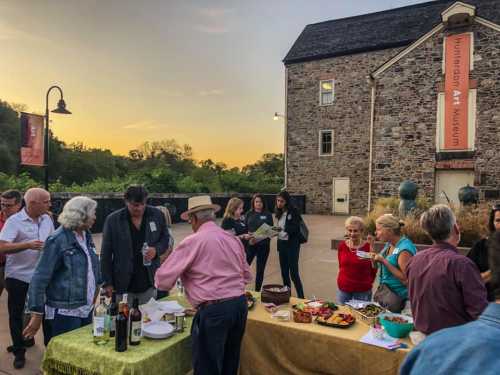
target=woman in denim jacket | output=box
[24,196,101,341]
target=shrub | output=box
[366,198,488,247]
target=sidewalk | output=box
[0,214,346,374]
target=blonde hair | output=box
[345,216,365,230]
[156,206,172,226]
[224,197,243,219]
[376,214,403,235]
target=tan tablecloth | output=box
[240,295,411,375]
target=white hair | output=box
[193,208,216,221]
[58,196,97,230]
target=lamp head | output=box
[51,99,72,114]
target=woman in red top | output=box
[336,216,377,305]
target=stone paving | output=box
[0,214,346,374]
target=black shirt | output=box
[127,213,152,293]
[221,217,248,247]
[467,238,494,302]
[245,210,273,247]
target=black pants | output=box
[277,240,304,298]
[246,243,270,292]
[5,278,29,355]
[192,296,247,375]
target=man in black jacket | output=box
[101,185,170,304]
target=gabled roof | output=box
[283,0,500,65]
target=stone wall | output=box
[286,20,500,214]
[286,48,402,215]
[372,22,500,204]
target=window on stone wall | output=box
[319,79,335,105]
[319,130,334,156]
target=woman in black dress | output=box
[275,190,305,298]
[467,204,500,301]
[245,194,273,291]
[221,197,251,245]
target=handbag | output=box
[373,283,405,313]
[298,217,309,244]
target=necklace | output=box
[346,239,361,252]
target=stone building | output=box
[283,0,500,215]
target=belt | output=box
[198,294,245,310]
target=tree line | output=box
[0,100,284,193]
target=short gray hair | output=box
[420,204,456,242]
[58,196,97,230]
[193,208,215,221]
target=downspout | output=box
[284,67,289,189]
[367,74,376,213]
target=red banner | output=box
[20,112,45,166]
[444,33,471,150]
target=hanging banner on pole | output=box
[444,33,471,150]
[20,112,45,166]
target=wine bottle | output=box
[93,295,109,345]
[129,297,142,345]
[122,293,130,318]
[115,302,128,352]
[108,291,118,338]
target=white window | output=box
[319,79,335,105]
[319,130,334,156]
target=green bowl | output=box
[379,313,414,338]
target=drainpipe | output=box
[367,74,376,213]
[284,67,289,189]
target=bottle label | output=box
[93,317,105,337]
[130,321,142,342]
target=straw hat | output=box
[180,195,221,221]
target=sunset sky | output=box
[1,0,426,167]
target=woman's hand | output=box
[23,314,43,340]
[240,233,252,241]
[370,252,385,263]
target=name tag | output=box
[260,215,267,220]
[287,214,292,221]
[150,221,157,232]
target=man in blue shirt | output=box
[400,230,500,375]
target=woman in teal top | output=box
[369,214,417,313]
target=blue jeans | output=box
[336,289,372,305]
[192,295,247,375]
[50,311,93,342]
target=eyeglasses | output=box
[0,203,17,208]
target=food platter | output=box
[356,304,384,318]
[316,313,356,328]
[293,301,338,318]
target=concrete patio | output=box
[0,214,346,374]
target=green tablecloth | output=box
[42,297,192,375]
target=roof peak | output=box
[307,0,452,27]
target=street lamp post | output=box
[44,85,71,190]
[273,112,287,189]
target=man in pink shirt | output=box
[155,196,252,375]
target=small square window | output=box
[320,79,335,105]
[319,130,333,156]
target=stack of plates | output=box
[143,321,175,339]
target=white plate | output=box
[143,321,175,339]
[157,301,185,314]
[356,250,372,259]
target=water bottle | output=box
[176,278,184,297]
[142,242,151,266]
